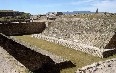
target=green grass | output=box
[14,35,116,73]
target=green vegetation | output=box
[14,35,116,73]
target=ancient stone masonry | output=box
[32,34,114,58]
[32,17,116,58]
[76,58,116,73]
[0,22,46,36]
[42,18,116,49]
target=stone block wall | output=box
[0,22,46,36]
[42,18,116,49]
[37,17,116,58]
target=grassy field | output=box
[14,35,116,73]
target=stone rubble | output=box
[76,58,116,73]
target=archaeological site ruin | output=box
[0,10,116,73]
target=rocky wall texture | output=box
[42,18,116,49]
[76,58,116,73]
[0,22,46,36]
[32,34,114,58]
[32,33,116,58]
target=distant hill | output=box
[63,11,95,14]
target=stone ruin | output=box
[0,14,116,73]
[32,17,116,58]
[0,22,75,73]
[0,22,46,36]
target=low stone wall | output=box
[32,34,110,58]
[76,58,116,73]
[0,22,46,36]
[32,34,115,58]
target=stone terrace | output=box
[31,16,116,58]
[42,17,116,50]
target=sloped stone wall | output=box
[37,17,116,58]
[42,18,116,49]
[32,34,100,58]
[32,34,115,58]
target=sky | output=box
[0,0,116,14]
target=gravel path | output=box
[0,46,29,73]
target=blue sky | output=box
[0,0,116,14]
